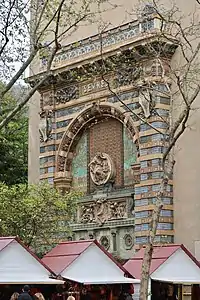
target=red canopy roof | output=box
[42,240,93,274]
[124,244,181,279]
[0,237,16,252]
[42,239,130,276]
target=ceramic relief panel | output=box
[123,127,137,186]
[71,132,88,192]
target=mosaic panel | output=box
[55,105,84,118]
[123,127,137,186]
[135,197,172,207]
[40,144,56,153]
[135,236,174,244]
[71,132,88,193]
[108,90,139,104]
[56,120,71,129]
[53,23,140,65]
[39,156,55,165]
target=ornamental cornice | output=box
[71,217,135,231]
[42,19,178,72]
[70,188,135,204]
[26,36,177,90]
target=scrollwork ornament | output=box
[124,234,133,250]
[54,85,78,104]
[100,236,110,250]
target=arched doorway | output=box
[54,102,139,192]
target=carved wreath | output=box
[88,152,115,186]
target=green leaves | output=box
[0,82,28,185]
[0,182,80,254]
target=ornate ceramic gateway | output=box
[89,152,115,185]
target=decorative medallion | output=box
[89,152,115,186]
[124,234,133,250]
[39,109,53,142]
[100,236,110,250]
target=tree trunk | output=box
[139,177,167,300]
[139,243,153,300]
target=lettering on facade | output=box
[80,79,107,96]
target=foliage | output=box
[0,181,80,253]
[0,82,28,185]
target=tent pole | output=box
[147,279,151,300]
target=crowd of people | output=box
[8,283,134,300]
[10,286,45,300]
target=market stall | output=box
[42,239,139,300]
[0,236,64,285]
[124,244,200,300]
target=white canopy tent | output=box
[43,240,137,285]
[0,237,64,285]
[64,277,140,285]
[152,278,200,285]
[61,243,137,284]
[124,244,200,300]
[150,247,200,284]
[0,279,64,285]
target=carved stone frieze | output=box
[54,85,79,104]
[57,155,66,172]
[79,199,127,226]
[42,91,54,107]
[61,135,72,152]
[115,66,142,88]
[89,152,115,186]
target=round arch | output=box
[54,102,139,189]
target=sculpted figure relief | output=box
[79,199,126,225]
[89,152,115,185]
[39,109,53,142]
[138,90,151,118]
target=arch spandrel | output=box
[54,102,139,190]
